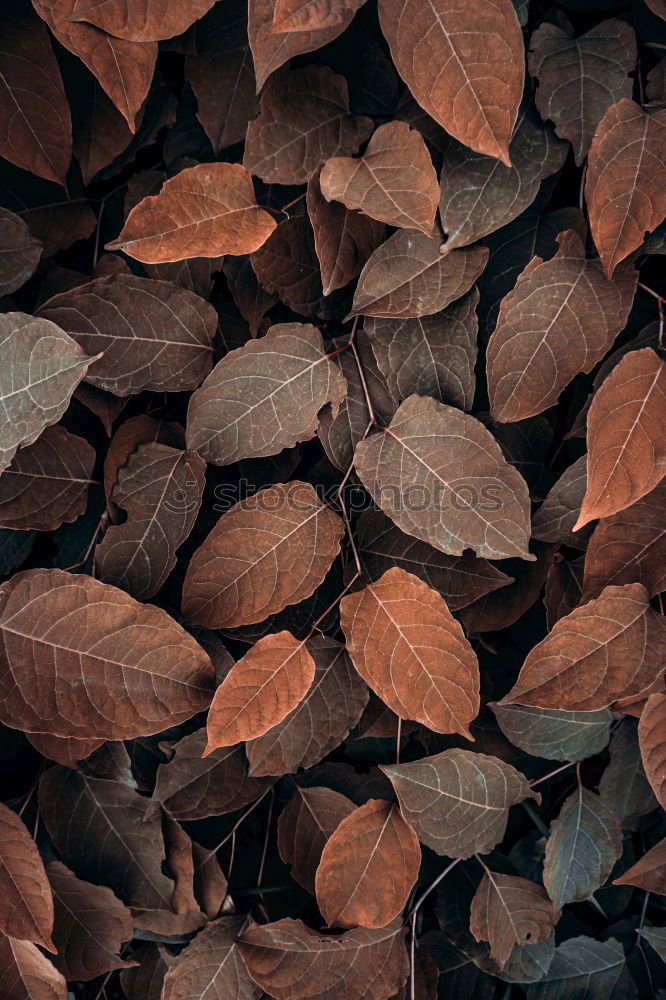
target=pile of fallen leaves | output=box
[0,0,665,997]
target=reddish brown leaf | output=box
[47,861,135,982]
[248,0,359,90]
[315,799,421,929]
[586,100,666,276]
[31,0,156,130]
[613,838,666,894]
[204,631,316,753]
[102,414,185,517]
[25,732,103,767]
[0,936,66,1000]
[378,0,524,163]
[348,231,488,319]
[277,786,355,894]
[0,425,95,532]
[120,945,174,1000]
[439,104,567,250]
[237,918,410,1000]
[340,567,479,738]
[0,8,72,186]
[66,0,217,41]
[307,169,386,296]
[532,455,589,549]
[0,568,214,740]
[0,206,42,296]
[244,66,372,185]
[0,802,54,952]
[107,162,277,263]
[575,349,666,528]
[501,582,666,711]
[186,322,347,466]
[528,18,636,165]
[73,384,126,436]
[21,200,97,259]
[271,0,366,32]
[582,481,666,600]
[0,313,99,475]
[162,915,261,1000]
[638,693,666,810]
[354,508,512,612]
[487,230,637,423]
[320,121,439,235]
[95,443,205,600]
[469,872,560,968]
[354,395,533,560]
[246,636,368,776]
[153,728,274,821]
[382,749,537,857]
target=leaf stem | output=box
[530,761,575,788]
[407,857,461,918]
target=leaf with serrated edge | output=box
[0,803,54,952]
[277,786,355,894]
[354,395,533,560]
[340,567,479,737]
[0,568,214,740]
[470,872,559,969]
[381,749,538,858]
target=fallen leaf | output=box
[65,0,217,42]
[0,568,214,740]
[470,872,560,968]
[315,799,421,929]
[613,838,666,893]
[491,703,614,763]
[340,567,479,737]
[0,936,66,1000]
[277,786,355,894]
[638,693,666,810]
[162,915,261,1000]
[0,802,54,951]
[382,749,537,858]
[378,0,523,163]
[354,394,533,560]
[107,162,277,263]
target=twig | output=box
[530,761,575,788]
[396,717,402,765]
[255,790,275,921]
[407,857,461,918]
[195,787,273,868]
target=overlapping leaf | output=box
[639,693,666,810]
[0,206,42,295]
[277,786,355,894]
[0,803,54,952]
[65,0,217,41]
[491,703,614,763]
[0,936,66,1000]
[470,872,559,968]
[162,915,260,1000]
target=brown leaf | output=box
[223,256,278,336]
[0,568,214,740]
[469,872,560,968]
[153,728,274,821]
[271,0,366,32]
[316,799,421,929]
[237,917,409,1000]
[162,915,261,1000]
[146,255,224,299]
[382,749,537,858]
[613,838,666,894]
[0,8,71,185]
[487,230,637,423]
[340,568,479,738]
[0,206,42,296]
[73,82,138,186]
[39,273,217,395]
[73,384,126,436]
[21,200,97,259]
[103,414,185,517]
[0,936,66,1000]
[459,542,556,634]
[120,944,174,1000]
[320,121,438,235]
[0,425,95,532]
[186,322,347,465]
[0,803,54,952]
[186,1,258,153]
[582,481,666,600]
[31,0,156,130]
[365,288,479,410]
[65,0,217,41]
[47,861,135,981]
[307,169,386,296]
[354,508,512,611]
[205,630,316,753]
[107,162,277,263]
[586,99,666,276]
[575,349,666,528]
[183,482,344,628]
[277,786,355,893]
[378,0,524,163]
[529,18,636,165]
[439,103,567,250]
[244,66,372,185]
[532,455,589,549]
[0,313,99,474]
[25,732,104,767]
[248,0,359,90]
[500,582,666,711]
[95,443,205,600]
[638,693,666,810]
[354,395,533,560]
[348,231,488,319]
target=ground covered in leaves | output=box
[0,0,665,998]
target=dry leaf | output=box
[470,872,560,968]
[277,786,355,894]
[315,799,421,929]
[0,802,54,952]
[0,206,42,295]
[638,693,666,810]
[613,839,666,894]
[107,162,277,263]
[0,936,66,1000]
[65,0,217,42]
[271,0,366,32]
[162,915,261,1000]
[340,567,479,738]
[491,702,613,763]
[532,455,589,549]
